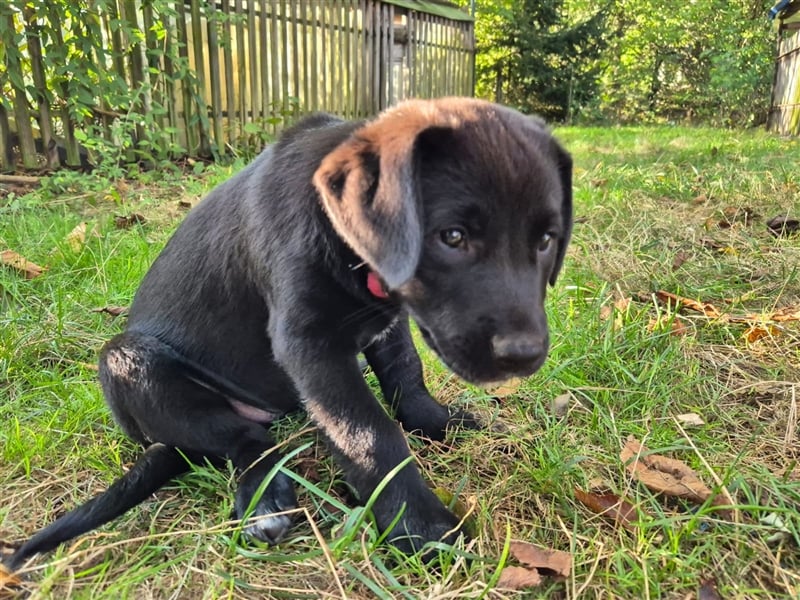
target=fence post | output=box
[22,6,58,169]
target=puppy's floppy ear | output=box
[550,140,573,285]
[313,128,426,289]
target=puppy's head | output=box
[314,98,572,384]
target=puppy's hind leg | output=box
[365,318,479,440]
[101,333,298,545]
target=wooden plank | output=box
[270,0,281,130]
[161,9,181,151]
[0,104,11,172]
[22,6,58,169]
[281,0,290,116]
[3,13,37,169]
[174,0,198,153]
[141,0,166,147]
[362,1,373,115]
[45,2,79,163]
[334,0,343,116]
[259,0,270,122]
[190,0,211,156]
[291,0,300,113]
[234,0,247,137]
[248,0,260,128]
[384,4,390,106]
[372,2,381,112]
[310,1,319,112]
[207,0,224,154]
[300,0,310,112]
[122,0,147,147]
[222,0,236,144]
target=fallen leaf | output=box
[766,215,799,237]
[0,562,21,590]
[652,291,722,319]
[718,206,756,228]
[486,377,522,398]
[672,250,690,270]
[698,577,722,600]
[508,540,571,577]
[65,221,88,252]
[574,488,638,530]
[1,250,46,279]
[177,199,194,210]
[647,315,689,336]
[114,213,147,229]
[91,306,128,317]
[551,392,571,417]
[767,305,800,322]
[693,193,709,204]
[676,413,705,427]
[620,437,732,518]
[497,565,542,590]
[742,324,779,343]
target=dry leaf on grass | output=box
[497,540,571,590]
[647,315,689,336]
[672,250,690,270]
[114,213,147,229]
[676,413,705,427]
[620,437,732,518]
[497,566,542,589]
[65,221,88,252]
[766,215,799,237]
[652,290,722,319]
[0,563,21,591]
[1,250,46,279]
[742,324,779,343]
[574,488,639,530]
[698,577,722,600]
[485,377,522,398]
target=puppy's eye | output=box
[440,227,467,248]
[538,233,554,252]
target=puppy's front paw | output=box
[398,394,481,441]
[375,487,468,557]
[235,470,297,544]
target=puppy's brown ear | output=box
[550,140,573,285]
[313,130,424,289]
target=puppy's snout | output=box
[491,333,546,366]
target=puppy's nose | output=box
[491,333,545,365]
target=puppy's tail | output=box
[5,443,190,571]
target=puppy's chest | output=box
[354,312,399,350]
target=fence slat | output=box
[0,0,474,171]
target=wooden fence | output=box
[0,0,474,172]
[769,3,800,136]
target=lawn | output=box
[1,125,798,599]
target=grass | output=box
[1,125,798,599]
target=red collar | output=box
[367,271,389,299]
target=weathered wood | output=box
[22,6,57,169]
[0,174,41,185]
[189,0,211,156]
[269,0,281,130]
[222,0,236,144]
[4,13,37,170]
[207,1,225,154]
[0,104,11,172]
[247,0,259,127]
[0,0,475,168]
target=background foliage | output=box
[464,0,777,126]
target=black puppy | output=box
[6,97,572,570]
